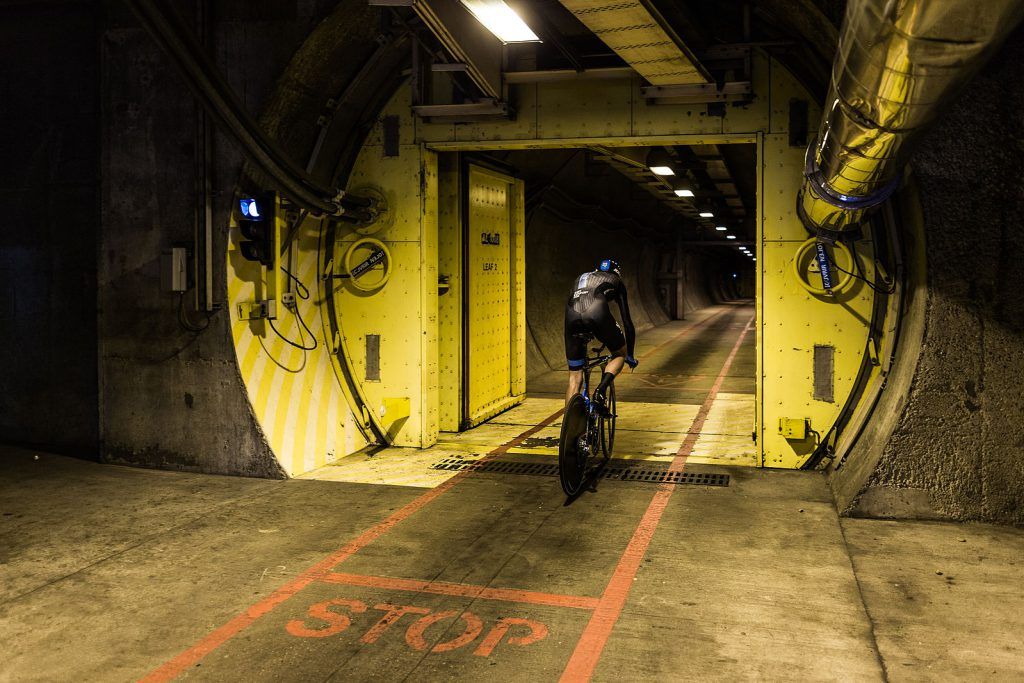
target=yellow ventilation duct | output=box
[799,0,1024,238]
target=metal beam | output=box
[503,67,635,84]
[412,100,509,121]
[680,241,755,246]
[408,0,504,99]
[642,81,751,105]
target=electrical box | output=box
[161,247,188,292]
[380,397,410,426]
[778,417,809,440]
[237,300,277,321]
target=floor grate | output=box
[430,458,730,487]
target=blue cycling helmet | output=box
[598,259,622,277]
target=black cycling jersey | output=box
[564,269,636,368]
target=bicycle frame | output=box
[578,347,612,413]
[558,346,616,497]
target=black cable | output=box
[825,244,896,295]
[849,239,896,294]
[267,265,318,351]
[294,302,318,349]
[281,266,311,300]
[269,316,317,351]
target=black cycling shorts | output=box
[564,302,626,369]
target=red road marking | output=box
[141,408,565,683]
[474,617,549,657]
[405,610,484,652]
[360,604,431,644]
[559,314,753,682]
[142,312,753,681]
[319,572,599,610]
[284,598,366,639]
[285,600,550,657]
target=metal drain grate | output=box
[430,458,730,487]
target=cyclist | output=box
[564,258,638,409]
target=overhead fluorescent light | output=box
[647,148,675,176]
[715,226,727,231]
[674,188,694,197]
[726,235,736,240]
[460,0,540,43]
[699,211,714,218]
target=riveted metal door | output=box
[463,164,524,427]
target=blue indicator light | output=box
[239,198,264,220]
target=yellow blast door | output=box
[463,164,526,428]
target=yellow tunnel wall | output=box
[227,50,879,475]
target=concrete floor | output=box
[2,304,1022,681]
[2,449,1022,681]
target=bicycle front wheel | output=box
[600,382,616,459]
[559,394,590,496]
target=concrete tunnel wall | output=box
[87,0,404,476]
[831,26,1024,526]
[524,209,665,378]
[523,204,722,378]
[0,5,101,457]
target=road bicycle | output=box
[558,347,617,497]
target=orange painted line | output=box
[559,315,753,683]
[319,572,600,610]
[140,408,565,683]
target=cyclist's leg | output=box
[587,305,627,401]
[564,307,588,405]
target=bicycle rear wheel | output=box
[559,394,590,496]
[600,382,616,458]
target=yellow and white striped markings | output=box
[301,395,756,487]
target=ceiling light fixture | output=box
[715,226,727,231]
[674,188,694,197]
[460,0,540,43]
[647,148,675,176]
[699,211,714,218]
[726,235,737,240]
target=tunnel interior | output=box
[4,2,1024,680]
[1,0,1021,518]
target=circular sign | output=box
[344,237,392,292]
[792,237,854,296]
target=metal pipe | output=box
[123,0,342,215]
[798,0,1024,238]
